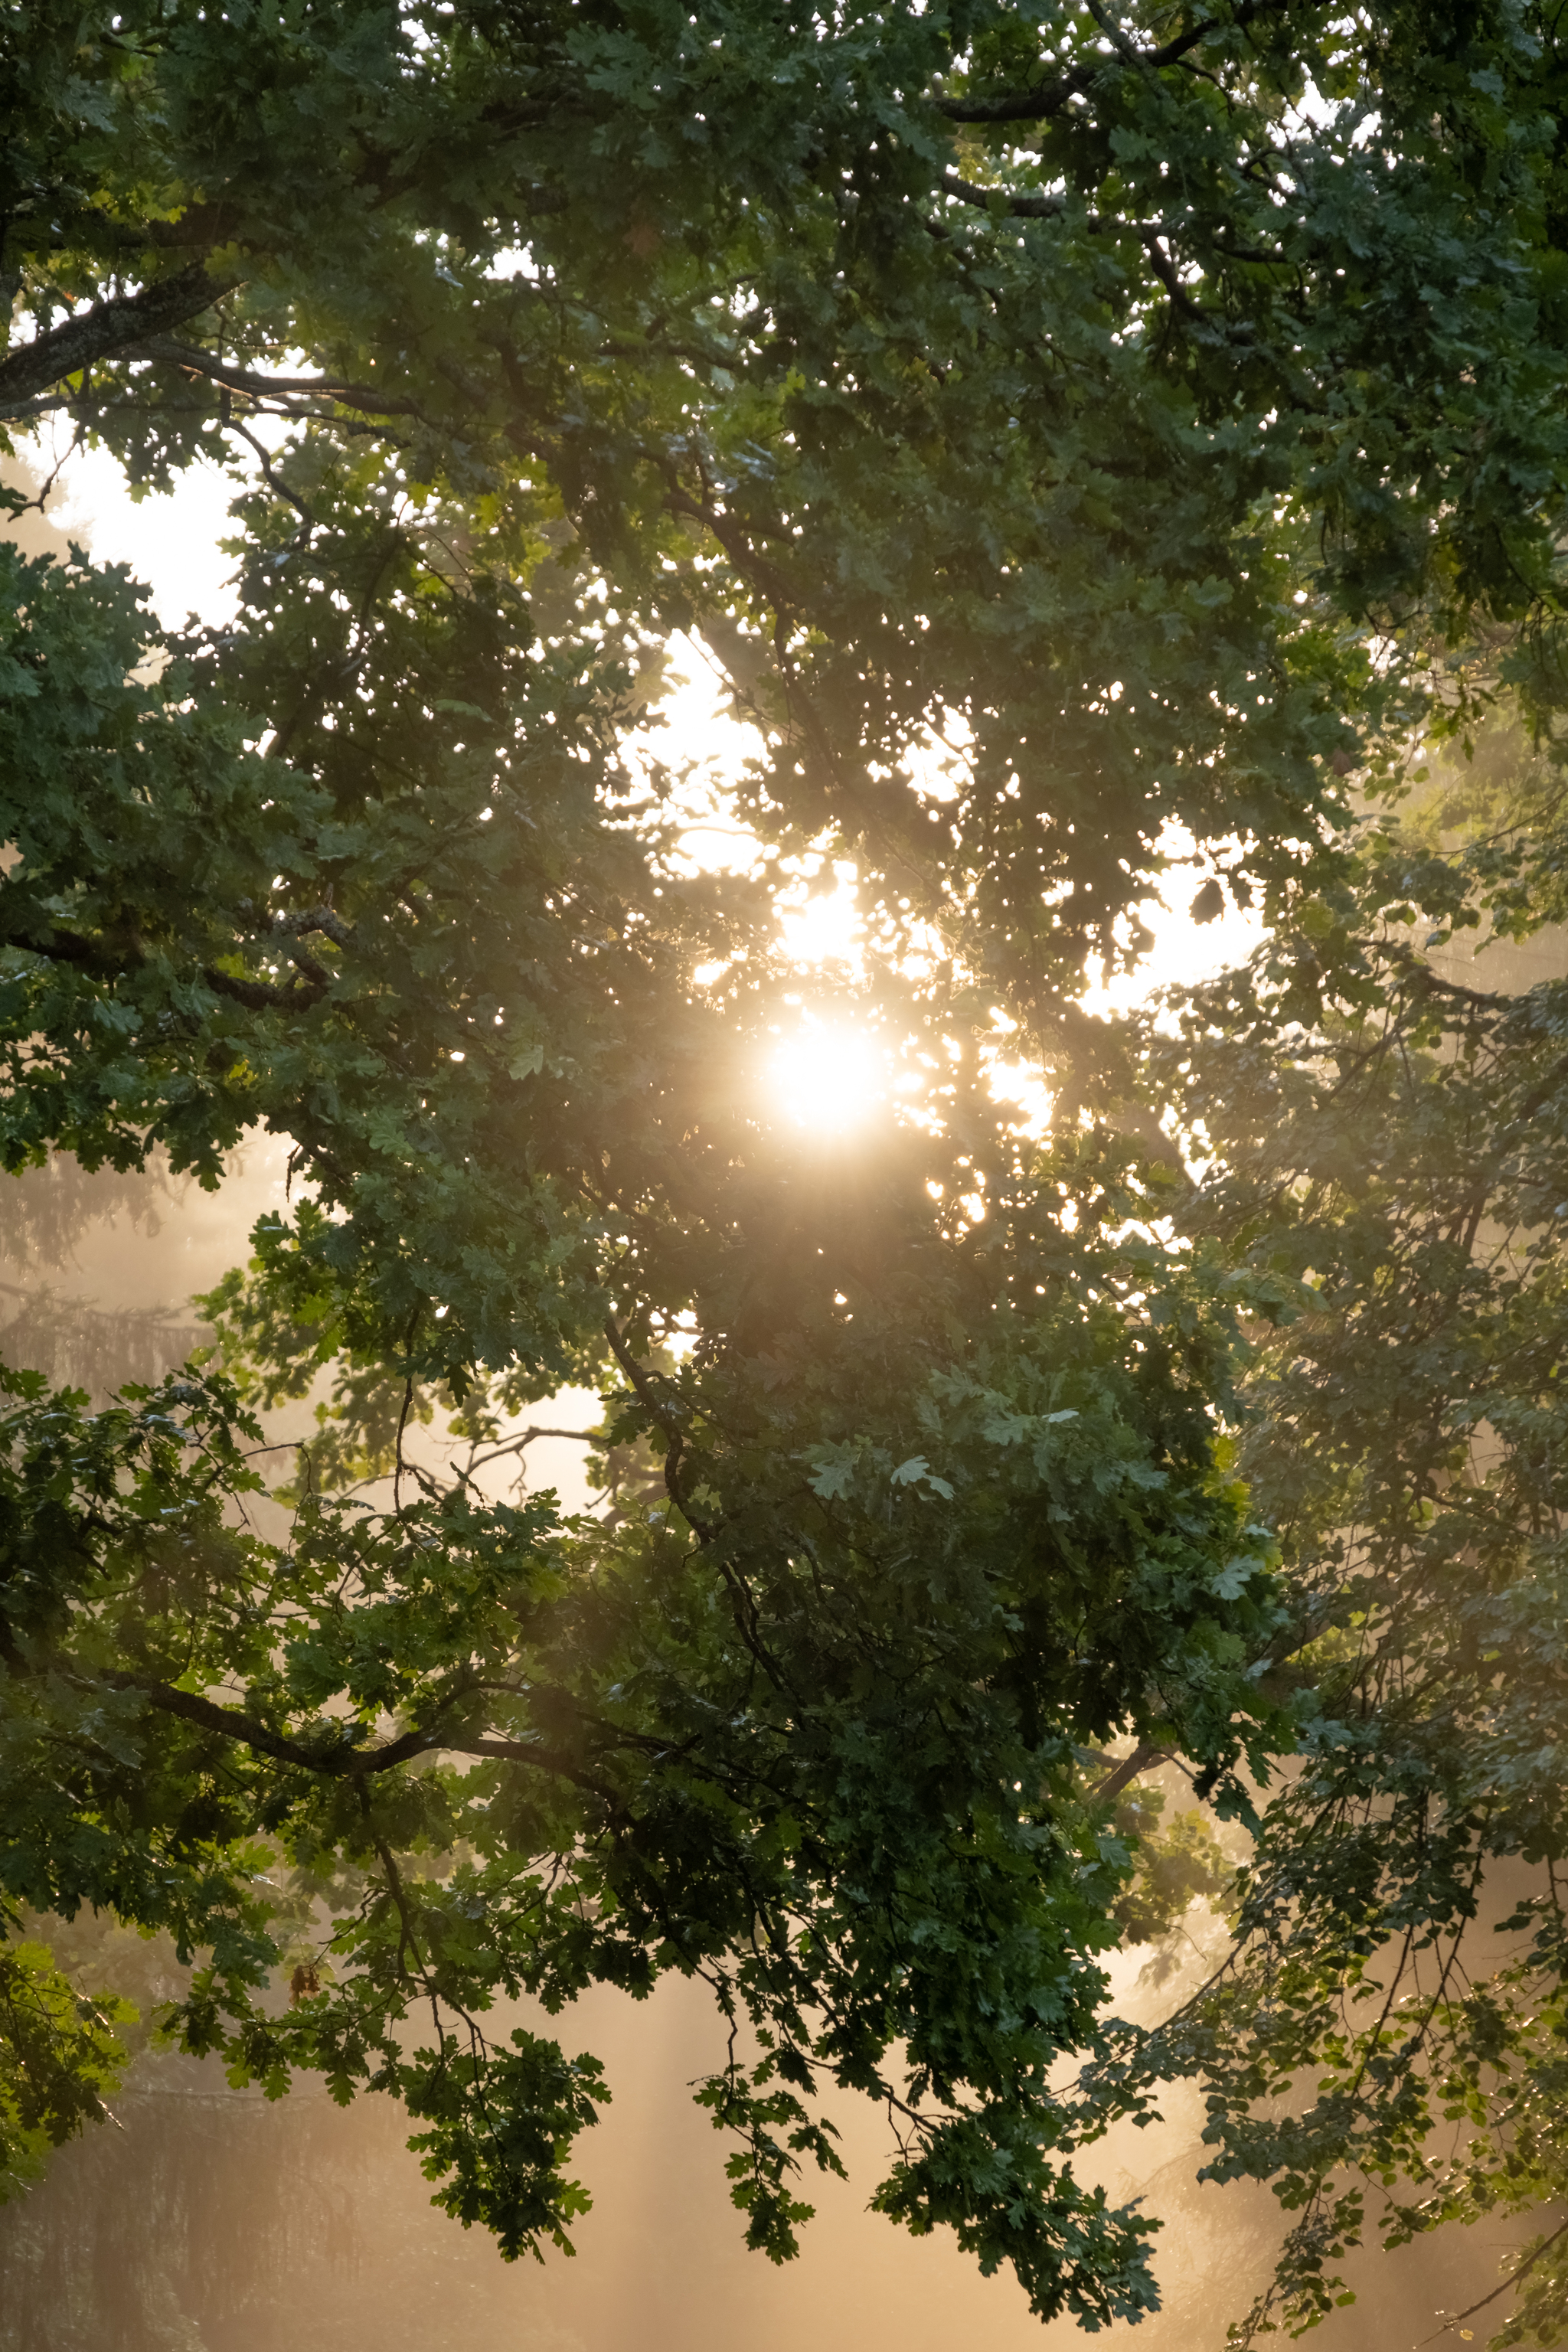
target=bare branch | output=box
[1417,2214,1568,2344]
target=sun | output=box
[766,1024,887,1133]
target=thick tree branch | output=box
[92,1668,418,1771]
[272,904,355,949]
[85,1664,626,1805]
[0,920,108,972]
[93,1668,570,1781]
[0,911,325,1018]
[200,964,325,1011]
[0,260,247,415]
[1092,1742,1172,1804]
[1,903,336,1011]
[933,2,1266,122]
[1140,230,1211,325]
[447,1737,622,1803]
[940,172,1072,221]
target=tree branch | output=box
[0,260,247,414]
[603,1315,795,1693]
[1093,1742,1172,1804]
[603,1312,717,1539]
[0,913,323,1015]
[71,1666,622,1801]
[940,172,1075,221]
[933,3,1266,123]
[90,1668,407,1771]
[0,920,109,972]
[272,905,355,949]
[0,900,347,1009]
[1418,2213,1568,2343]
[201,965,327,1012]
[125,336,417,416]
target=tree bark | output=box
[0,258,246,414]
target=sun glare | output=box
[768,1025,887,1132]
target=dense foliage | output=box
[8,0,1568,2337]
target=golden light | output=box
[766,1023,887,1132]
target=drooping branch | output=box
[0,260,247,415]
[1415,2215,1568,2345]
[603,1312,716,1540]
[603,1314,795,1694]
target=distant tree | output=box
[6,1,1568,2334]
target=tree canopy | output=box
[7,0,1568,2337]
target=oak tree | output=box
[6,0,1568,2331]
